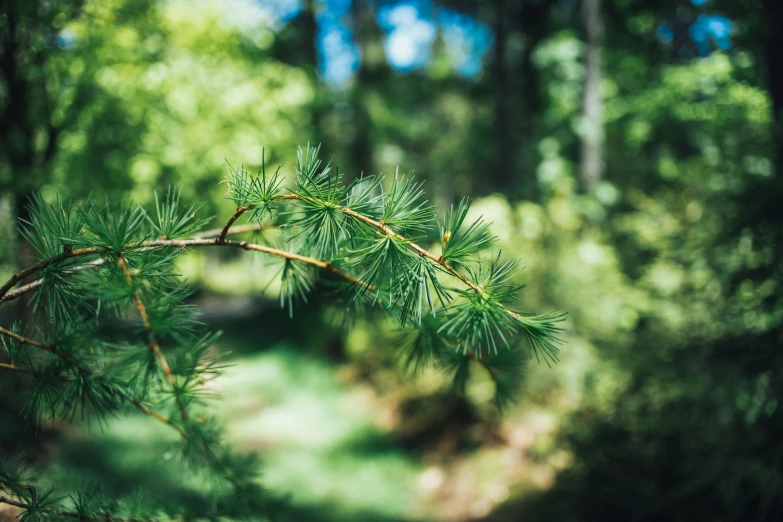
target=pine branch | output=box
[217,206,249,243]
[117,253,186,422]
[0,237,371,310]
[0,494,151,522]
[0,146,563,522]
[195,221,269,239]
[0,259,106,306]
[131,399,186,438]
[0,325,181,434]
[0,362,34,375]
[0,247,99,301]
[287,193,562,356]
[0,326,86,371]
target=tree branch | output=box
[281,194,483,292]
[131,399,186,438]
[0,494,151,522]
[0,326,86,370]
[0,237,370,308]
[0,247,99,301]
[218,206,249,242]
[0,362,34,375]
[0,327,180,434]
[117,253,186,422]
[0,258,106,306]
[194,222,269,239]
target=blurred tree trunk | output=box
[579,0,604,190]
[302,0,325,145]
[762,0,783,234]
[518,1,550,120]
[516,0,552,199]
[348,0,377,179]
[493,0,512,189]
[764,0,783,128]
[0,0,76,320]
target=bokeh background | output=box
[1,0,782,520]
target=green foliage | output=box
[380,171,434,237]
[223,155,285,223]
[19,195,85,260]
[147,187,211,239]
[440,197,495,264]
[0,146,562,521]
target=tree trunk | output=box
[348,0,376,179]
[493,0,512,190]
[301,0,325,145]
[579,0,604,190]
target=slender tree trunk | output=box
[301,0,324,145]
[580,0,604,190]
[348,0,376,179]
[493,0,512,190]
[764,0,783,128]
[762,0,783,235]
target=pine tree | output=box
[0,145,564,521]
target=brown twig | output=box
[194,222,268,239]
[132,399,186,438]
[0,247,99,302]
[147,237,371,290]
[0,279,43,305]
[0,258,107,306]
[117,253,186,422]
[0,237,371,309]
[217,206,249,243]
[0,326,86,371]
[0,362,34,375]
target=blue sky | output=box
[656,0,734,54]
[258,0,493,86]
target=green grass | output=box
[55,347,426,522]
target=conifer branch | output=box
[286,193,548,331]
[0,147,562,521]
[337,202,481,291]
[0,259,106,305]
[0,362,34,375]
[194,222,269,239]
[0,326,179,434]
[0,248,100,302]
[0,494,151,522]
[117,253,186,422]
[218,206,249,243]
[0,279,43,305]
[0,238,371,310]
[0,326,86,371]
[118,253,251,492]
[131,399,185,437]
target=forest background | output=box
[1,0,781,521]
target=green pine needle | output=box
[381,169,435,237]
[440,197,496,264]
[147,186,211,239]
[223,151,285,222]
